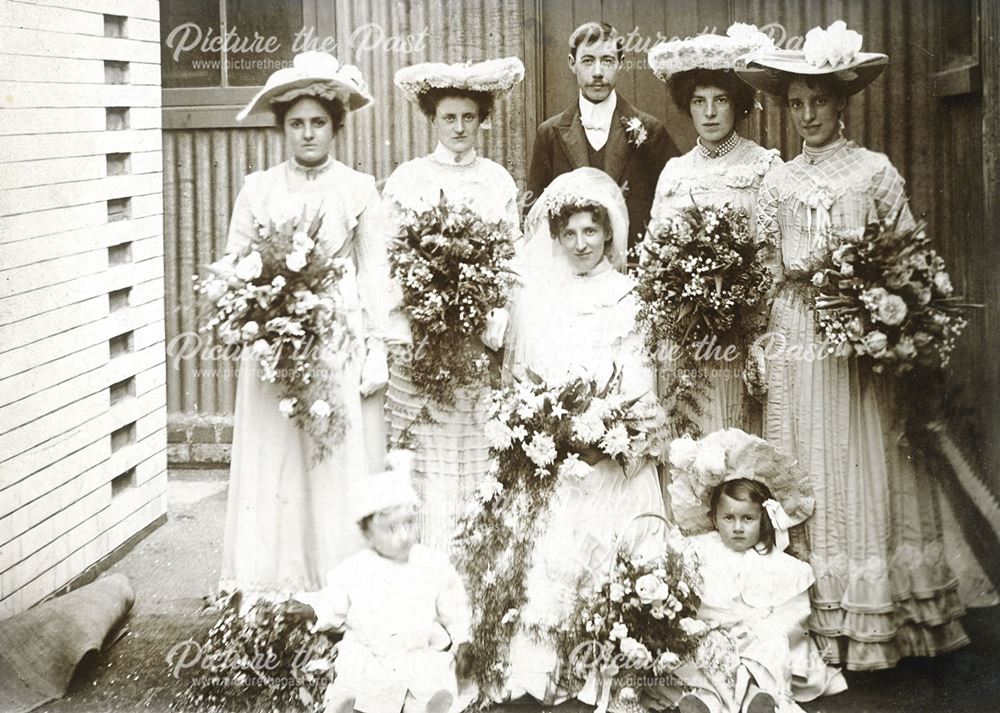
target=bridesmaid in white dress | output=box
[737,25,974,669]
[494,168,665,705]
[646,25,780,438]
[219,53,392,596]
[382,57,524,553]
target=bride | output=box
[481,168,667,704]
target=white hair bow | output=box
[763,498,794,552]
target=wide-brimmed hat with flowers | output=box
[666,428,815,540]
[236,51,373,121]
[647,23,775,82]
[393,56,525,105]
[735,21,887,96]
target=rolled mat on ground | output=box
[0,573,134,713]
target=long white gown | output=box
[220,157,391,595]
[382,142,521,554]
[496,258,666,704]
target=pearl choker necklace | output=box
[698,131,739,159]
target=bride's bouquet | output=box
[556,523,708,708]
[453,368,667,701]
[388,191,517,406]
[196,209,352,463]
[811,218,972,375]
[632,203,772,435]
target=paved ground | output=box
[32,471,1000,713]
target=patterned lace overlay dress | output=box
[649,135,781,437]
[382,144,521,553]
[757,138,970,669]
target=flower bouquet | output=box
[632,203,772,436]
[195,208,352,463]
[811,218,973,376]
[176,592,336,713]
[453,368,667,702]
[555,518,707,710]
[388,191,517,407]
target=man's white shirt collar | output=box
[579,91,616,150]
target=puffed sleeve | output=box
[435,560,472,648]
[352,181,392,343]
[871,155,916,231]
[223,172,261,255]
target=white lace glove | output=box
[359,338,388,396]
[480,307,509,351]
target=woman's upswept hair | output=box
[417,87,494,121]
[547,201,614,256]
[272,94,346,134]
[709,477,776,553]
[669,68,756,118]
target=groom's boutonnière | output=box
[621,116,648,148]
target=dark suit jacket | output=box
[526,92,679,248]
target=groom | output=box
[527,21,678,248]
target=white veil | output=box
[505,168,631,380]
[518,167,629,282]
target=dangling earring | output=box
[838,116,846,133]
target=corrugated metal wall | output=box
[163,0,526,420]
[164,0,995,489]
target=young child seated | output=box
[292,452,471,713]
[666,429,847,713]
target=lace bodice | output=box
[381,150,521,231]
[506,260,654,399]
[756,139,915,280]
[649,136,781,230]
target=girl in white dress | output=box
[646,25,781,437]
[491,168,666,705]
[219,53,392,596]
[666,429,847,713]
[382,58,524,553]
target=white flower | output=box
[501,608,519,625]
[679,617,709,636]
[250,339,271,358]
[550,401,569,418]
[692,442,726,477]
[668,435,699,469]
[876,294,908,326]
[840,262,855,277]
[571,412,606,443]
[286,250,308,272]
[811,271,827,288]
[292,231,315,254]
[484,419,514,450]
[634,573,670,605]
[558,453,593,479]
[600,423,631,458]
[522,432,557,468]
[203,277,228,302]
[654,651,681,673]
[861,330,888,356]
[309,399,332,418]
[803,21,863,68]
[278,397,297,417]
[894,336,917,361]
[609,582,626,602]
[241,321,259,339]
[619,637,652,667]
[271,275,287,291]
[293,290,321,314]
[477,476,504,503]
[235,250,263,281]
[933,271,954,296]
[609,621,629,641]
[510,424,528,441]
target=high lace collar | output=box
[289,155,333,180]
[698,131,740,159]
[573,256,614,278]
[429,141,476,167]
[801,135,848,164]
